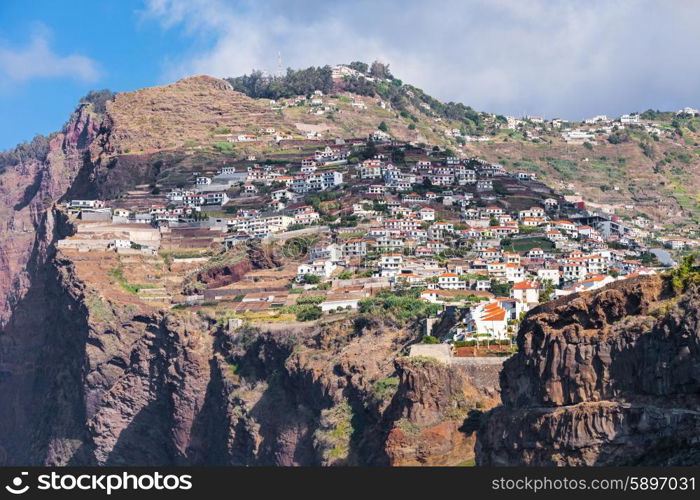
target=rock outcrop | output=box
[477,275,700,466]
[383,357,500,466]
[0,75,501,467]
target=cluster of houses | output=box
[62,131,682,345]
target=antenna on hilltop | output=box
[277,51,283,77]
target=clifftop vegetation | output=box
[0,134,51,174]
[226,66,334,99]
[226,61,487,135]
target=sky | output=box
[1,0,699,150]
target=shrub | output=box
[372,376,400,402]
[295,305,323,321]
[299,274,321,284]
[296,295,325,305]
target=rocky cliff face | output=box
[0,105,98,325]
[0,83,499,464]
[383,357,500,466]
[477,275,700,466]
[1,250,499,465]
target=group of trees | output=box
[226,60,486,136]
[226,66,334,100]
[80,89,116,114]
[0,134,51,174]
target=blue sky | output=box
[1,0,700,150]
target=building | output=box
[297,260,336,279]
[378,254,403,277]
[460,301,508,339]
[419,207,435,221]
[342,239,367,258]
[511,280,540,304]
[69,200,104,209]
[438,272,465,290]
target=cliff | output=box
[0,90,499,466]
[1,246,500,465]
[477,274,700,466]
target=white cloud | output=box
[142,0,700,119]
[0,28,100,84]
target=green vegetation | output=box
[109,265,157,295]
[395,418,421,436]
[0,134,51,174]
[453,339,511,347]
[85,292,115,322]
[546,158,578,180]
[607,131,630,144]
[539,280,555,302]
[358,289,440,325]
[372,376,400,403]
[669,255,700,294]
[79,89,115,115]
[422,335,440,344]
[294,305,323,321]
[226,66,333,99]
[314,402,353,463]
[505,237,554,253]
[299,274,321,285]
[295,295,325,305]
[490,280,512,297]
[213,141,234,154]
[159,249,212,260]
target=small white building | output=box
[297,260,336,280]
[511,280,540,304]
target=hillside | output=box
[76,67,700,229]
[0,64,698,467]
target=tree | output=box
[369,60,392,79]
[226,66,333,99]
[607,131,629,144]
[490,280,512,297]
[391,148,405,163]
[360,140,377,160]
[296,305,322,321]
[348,61,368,74]
[300,274,320,284]
[378,121,389,132]
[539,280,555,303]
[80,89,116,114]
[670,255,698,294]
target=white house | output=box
[419,207,435,221]
[378,254,403,277]
[511,280,540,304]
[297,260,336,280]
[438,272,465,290]
[537,268,561,286]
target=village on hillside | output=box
[55,73,699,358]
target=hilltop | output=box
[47,62,697,229]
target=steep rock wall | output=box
[477,276,700,466]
